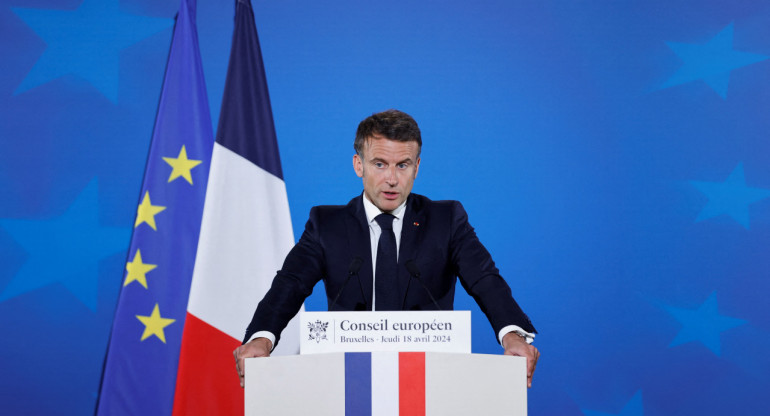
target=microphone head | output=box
[405,260,420,277]
[349,256,363,274]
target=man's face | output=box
[353,134,421,213]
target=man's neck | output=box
[362,193,407,223]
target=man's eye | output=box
[397,163,408,169]
[374,162,385,168]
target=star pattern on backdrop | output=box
[583,390,644,416]
[136,303,176,343]
[12,0,173,102]
[124,249,157,289]
[134,191,166,231]
[163,145,202,184]
[690,163,770,228]
[0,179,129,310]
[664,292,746,356]
[661,23,769,98]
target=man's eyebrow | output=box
[368,157,414,164]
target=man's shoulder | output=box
[409,193,463,213]
[309,195,362,219]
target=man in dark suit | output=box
[234,109,539,387]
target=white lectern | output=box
[244,311,527,415]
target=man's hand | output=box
[502,331,540,388]
[233,337,273,388]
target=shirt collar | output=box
[362,193,407,224]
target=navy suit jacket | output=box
[243,193,536,346]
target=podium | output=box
[244,311,527,415]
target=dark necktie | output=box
[375,213,399,310]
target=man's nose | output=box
[385,167,398,185]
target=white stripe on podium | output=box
[371,352,399,416]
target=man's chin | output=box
[375,198,401,212]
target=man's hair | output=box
[354,109,422,156]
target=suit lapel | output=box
[346,195,373,310]
[398,195,426,308]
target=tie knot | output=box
[375,213,395,230]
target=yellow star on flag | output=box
[136,304,176,343]
[124,250,157,289]
[162,145,202,184]
[135,191,166,230]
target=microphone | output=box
[404,260,441,310]
[329,257,363,310]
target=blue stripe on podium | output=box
[345,352,372,416]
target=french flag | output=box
[172,0,301,414]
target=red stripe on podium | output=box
[172,313,243,416]
[399,352,426,416]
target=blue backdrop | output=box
[2,0,769,414]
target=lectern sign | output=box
[299,311,471,354]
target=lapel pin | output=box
[413,222,420,226]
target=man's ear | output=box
[353,153,364,178]
[414,156,421,179]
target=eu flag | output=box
[96,0,213,414]
[171,0,300,413]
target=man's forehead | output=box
[362,135,420,156]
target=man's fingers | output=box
[500,332,539,387]
[236,361,244,387]
[526,354,534,388]
[234,346,246,388]
[233,339,273,388]
[233,348,241,371]
[527,346,539,388]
